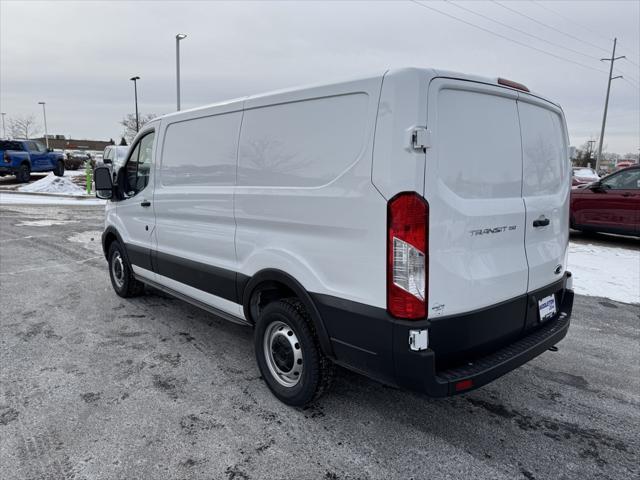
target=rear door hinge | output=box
[409,127,430,152]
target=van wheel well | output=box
[248,281,296,325]
[103,232,118,259]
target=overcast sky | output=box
[1,0,638,153]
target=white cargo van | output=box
[94,68,574,406]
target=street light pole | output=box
[176,33,187,111]
[130,76,140,132]
[38,102,49,148]
[1,113,6,138]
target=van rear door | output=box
[517,96,570,291]
[425,79,528,318]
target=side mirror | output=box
[47,148,53,153]
[589,180,603,190]
[103,158,112,164]
[94,166,114,199]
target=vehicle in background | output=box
[64,151,96,170]
[571,167,600,186]
[570,165,640,236]
[93,68,574,406]
[615,161,637,171]
[0,139,65,183]
[101,145,129,179]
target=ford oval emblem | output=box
[554,264,563,275]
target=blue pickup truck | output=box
[0,139,65,183]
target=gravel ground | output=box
[0,204,638,480]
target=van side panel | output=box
[235,78,387,309]
[153,104,244,317]
[371,68,431,199]
[425,79,529,318]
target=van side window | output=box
[124,131,155,197]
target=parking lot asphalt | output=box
[0,204,638,480]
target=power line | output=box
[408,0,609,75]
[491,0,611,56]
[531,0,639,70]
[444,0,601,61]
[621,56,640,69]
[620,76,639,91]
[530,0,613,44]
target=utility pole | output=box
[587,139,596,167]
[596,38,625,171]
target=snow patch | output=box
[17,219,79,227]
[569,242,640,304]
[67,230,104,254]
[0,193,105,205]
[18,172,87,196]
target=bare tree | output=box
[7,115,41,139]
[119,113,157,143]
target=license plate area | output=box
[538,294,557,322]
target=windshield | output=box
[114,147,129,164]
[573,168,598,179]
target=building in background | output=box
[33,135,114,152]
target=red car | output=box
[570,165,640,236]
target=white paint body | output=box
[104,67,570,320]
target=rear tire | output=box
[255,298,334,406]
[16,164,30,183]
[53,160,65,177]
[108,242,145,298]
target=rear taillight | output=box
[387,192,428,319]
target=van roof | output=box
[158,67,559,121]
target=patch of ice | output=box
[18,172,87,196]
[568,242,640,304]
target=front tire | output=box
[108,242,145,297]
[16,164,30,183]
[53,160,65,177]
[255,298,334,406]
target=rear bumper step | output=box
[434,290,572,395]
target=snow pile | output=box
[569,242,640,304]
[18,172,86,196]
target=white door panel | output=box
[117,126,158,276]
[517,98,570,291]
[153,108,243,296]
[426,79,528,317]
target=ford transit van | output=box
[94,68,574,406]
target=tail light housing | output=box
[387,192,428,319]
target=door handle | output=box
[533,217,550,228]
[621,192,634,197]
[140,200,151,207]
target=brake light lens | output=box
[387,192,428,319]
[497,77,530,92]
